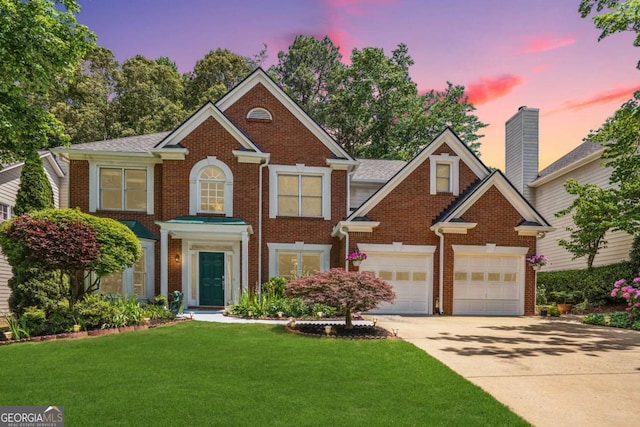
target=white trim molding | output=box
[268,164,332,220]
[189,156,234,217]
[430,222,477,234]
[266,242,332,278]
[357,242,437,255]
[430,153,460,195]
[89,160,155,214]
[452,244,529,255]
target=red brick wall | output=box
[348,150,537,315]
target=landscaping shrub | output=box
[537,261,637,305]
[261,276,287,299]
[582,312,640,330]
[21,306,47,336]
[7,270,68,317]
[47,300,75,334]
[75,293,117,330]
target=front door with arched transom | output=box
[199,252,224,306]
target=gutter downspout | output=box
[258,159,270,299]
[336,225,350,270]
[434,226,444,315]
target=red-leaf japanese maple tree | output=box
[286,268,395,328]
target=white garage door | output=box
[453,254,524,315]
[359,253,432,314]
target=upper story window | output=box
[269,164,332,220]
[278,174,322,217]
[436,163,451,192]
[189,157,234,216]
[0,203,11,222]
[199,166,226,213]
[100,167,147,211]
[430,154,460,196]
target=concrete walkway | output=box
[374,315,640,427]
[187,309,371,325]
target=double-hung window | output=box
[100,168,147,211]
[198,166,226,213]
[430,154,460,195]
[0,203,11,222]
[435,163,451,192]
[277,174,322,217]
[269,165,331,220]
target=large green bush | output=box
[75,293,117,330]
[537,261,637,305]
[8,269,68,317]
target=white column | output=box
[241,230,249,293]
[160,228,169,297]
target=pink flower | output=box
[611,289,619,297]
[623,293,631,299]
[614,279,626,288]
[635,302,640,308]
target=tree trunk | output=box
[344,307,353,329]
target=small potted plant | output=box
[550,290,580,314]
[526,254,548,271]
[346,250,367,267]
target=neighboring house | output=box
[54,68,552,316]
[505,107,633,271]
[0,152,66,313]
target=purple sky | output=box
[76,0,640,169]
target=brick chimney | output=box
[505,106,539,204]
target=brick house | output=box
[54,68,552,315]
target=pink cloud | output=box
[552,85,640,112]
[466,75,525,105]
[533,63,552,73]
[520,35,575,54]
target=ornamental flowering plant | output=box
[346,250,367,262]
[286,268,395,329]
[525,254,548,268]
[611,274,640,318]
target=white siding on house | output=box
[533,157,633,271]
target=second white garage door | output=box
[453,254,524,315]
[359,253,432,314]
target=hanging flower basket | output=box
[526,254,548,270]
[347,250,367,266]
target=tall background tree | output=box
[0,0,95,161]
[270,35,344,125]
[183,48,254,111]
[580,0,640,69]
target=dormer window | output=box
[246,107,272,122]
[430,154,460,195]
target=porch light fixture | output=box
[175,254,180,263]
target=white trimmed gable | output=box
[216,68,355,162]
[348,128,489,220]
[154,102,262,152]
[444,172,551,227]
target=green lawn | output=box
[0,322,529,426]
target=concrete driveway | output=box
[375,315,640,427]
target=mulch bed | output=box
[286,323,395,339]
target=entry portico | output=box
[156,216,252,307]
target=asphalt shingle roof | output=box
[352,158,406,182]
[535,140,603,181]
[66,132,171,153]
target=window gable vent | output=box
[246,107,272,121]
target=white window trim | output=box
[430,154,459,196]
[268,164,331,220]
[189,157,234,217]
[89,161,154,214]
[267,242,331,278]
[100,239,155,299]
[0,202,12,222]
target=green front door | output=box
[199,252,225,306]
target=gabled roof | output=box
[216,68,355,161]
[530,140,604,187]
[435,170,551,227]
[346,128,490,221]
[154,102,263,152]
[0,151,65,178]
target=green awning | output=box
[119,220,159,241]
